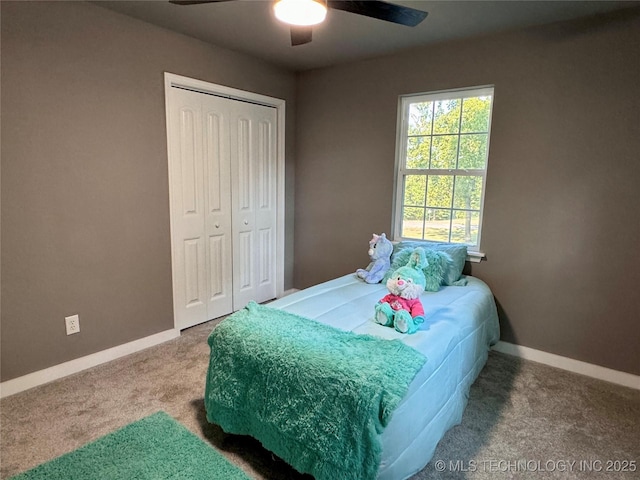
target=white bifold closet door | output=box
[168,87,277,330]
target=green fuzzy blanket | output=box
[204,302,427,480]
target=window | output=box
[393,86,494,257]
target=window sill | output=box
[467,251,486,263]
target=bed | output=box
[204,242,500,480]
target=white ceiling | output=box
[97,1,638,71]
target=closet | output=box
[166,77,283,330]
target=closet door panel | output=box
[205,112,224,212]
[237,231,254,291]
[170,92,208,329]
[170,89,234,329]
[257,120,274,210]
[203,98,233,320]
[231,103,277,309]
[231,111,255,310]
[179,109,199,216]
[208,234,226,298]
[258,227,273,285]
[183,237,206,308]
[236,118,253,212]
[254,112,278,302]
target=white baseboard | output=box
[0,328,181,399]
[492,341,640,390]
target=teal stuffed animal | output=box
[374,247,427,334]
[356,233,393,284]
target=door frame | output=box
[164,72,286,330]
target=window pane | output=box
[408,102,433,136]
[424,209,451,242]
[433,99,461,134]
[431,135,458,169]
[426,175,453,208]
[403,175,426,206]
[451,210,480,245]
[453,176,483,210]
[397,88,493,247]
[458,134,488,169]
[401,207,424,239]
[406,136,431,169]
[461,96,491,133]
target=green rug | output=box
[10,412,251,480]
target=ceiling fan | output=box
[169,0,428,46]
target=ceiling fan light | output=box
[274,0,327,27]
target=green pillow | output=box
[390,241,468,286]
[383,247,452,292]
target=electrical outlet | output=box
[65,314,80,335]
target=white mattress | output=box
[269,273,500,479]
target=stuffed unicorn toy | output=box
[356,233,393,284]
[374,247,427,334]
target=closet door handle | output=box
[244,220,249,225]
[214,223,220,228]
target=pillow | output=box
[422,249,453,291]
[390,241,468,286]
[382,247,453,292]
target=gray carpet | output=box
[2,318,639,479]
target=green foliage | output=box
[403,175,426,206]
[433,99,461,134]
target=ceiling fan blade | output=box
[328,1,428,27]
[290,26,313,46]
[169,1,234,5]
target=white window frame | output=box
[392,86,494,262]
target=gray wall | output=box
[1,1,297,381]
[294,9,640,375]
